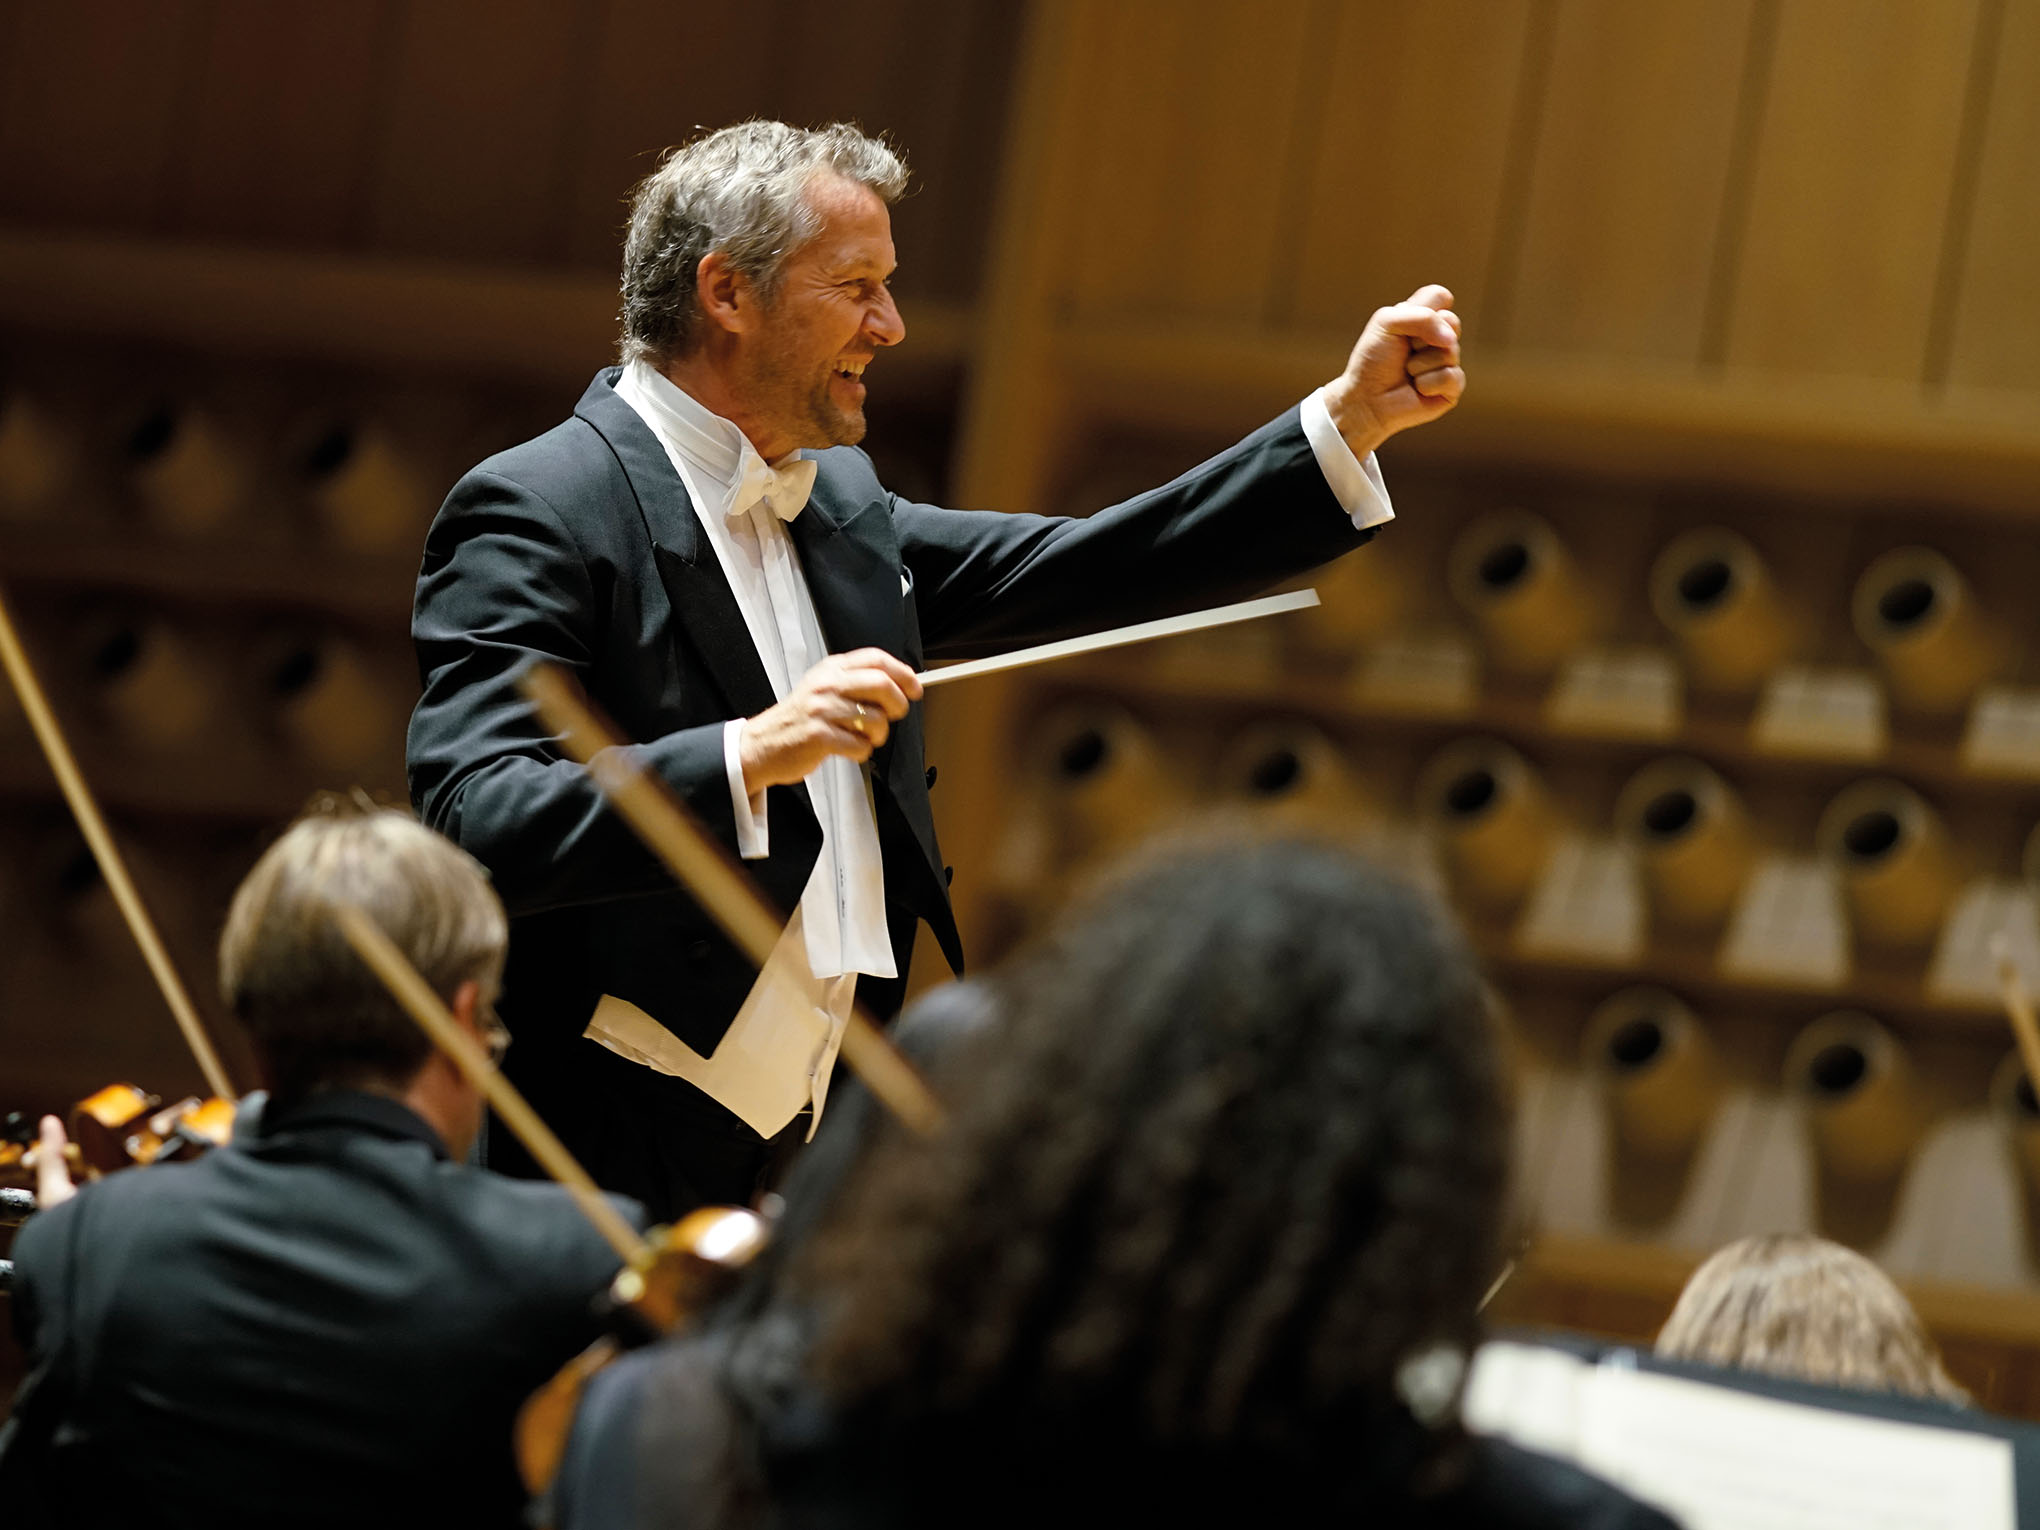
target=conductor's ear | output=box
[696,251,755,337]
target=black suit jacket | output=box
[0,1093,640,1530]
[408,369,1373,1059]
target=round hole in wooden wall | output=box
[1477,541,1531,592]
[89,626,140,678]
[1676,556,1735,610]
[1606,1016,1666,1072]
[301,426,356,480]
[1057,728,1109,779]
[1807,1041,1869,1098]
[1248,748,1302,796]
[1642,788,1698,840]
[270,644,324,695]
[1878,577,1937,631]
[55,844,102,900]
[1444,768,1497,818]
[123,406,177,463]
[1842,810,1903,862]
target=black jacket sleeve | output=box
[407,468,739,917]
[893,408,1375,660]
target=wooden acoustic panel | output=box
[1944,0,2040,395]
[1504,0,1760,363]
[1722,0,1984,380]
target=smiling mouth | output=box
[833,361,869,385]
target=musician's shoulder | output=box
[439,1165,645,1270]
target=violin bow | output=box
[518,662,945,1138]
[0,577,236,1101]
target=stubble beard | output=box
[804,372,866,448]
[750,347,866,451]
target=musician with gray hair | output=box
[407,118,1465,1222]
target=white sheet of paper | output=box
[1465,1341,2015,1530]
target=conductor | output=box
[406,119,1464,1221]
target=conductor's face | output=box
[737,172,905,456]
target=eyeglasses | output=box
[480,1005,512,1068]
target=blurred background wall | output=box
[6,0,2040,1411]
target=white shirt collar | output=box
[621,359,795,502]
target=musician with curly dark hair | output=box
[551,841,1675,1529]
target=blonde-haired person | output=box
[1656,1233,1966,1404]
[1,804,645,1530]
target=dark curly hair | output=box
[775,838,1510,1505]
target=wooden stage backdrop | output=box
[5,0,2040,1415]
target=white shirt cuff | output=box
[1300,386,1394,530]
[724,719,770,859]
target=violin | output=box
[0,1087,236,1216]
[0,1111,84,1189]
[514,1205,771,1495]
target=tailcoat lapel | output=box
[574,371,777,721]
[788,483,901,660]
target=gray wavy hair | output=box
[619,120,909,366]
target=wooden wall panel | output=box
[1505,0,1758,364]
[0,1,204,230]
[1286,0,1537,338]
[1945,0,2040,395]
[361,0,595,265]
[1058,0,1319,321]
[563,0,1020,297]
[775,0,1017,305]
[562,0,790,270]
[171,1,395,247]
[1723,0,1983,381]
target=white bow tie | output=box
[730,450,818,524]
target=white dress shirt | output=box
[591,363,1391,1140]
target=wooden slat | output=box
[0,1,201,229]
[775,0,1003,306]
[1050,0,1320,320]
[1507,0,1759,364]
[1058,0,1199,318]
[564,0,1020,301]
[362,0,589,264]
[169,0,395,247]
[1945,0,2040,394]
[1286,0,1537,336]
[561,0,796,271]
[1723,0,1984,380]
